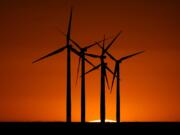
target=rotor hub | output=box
[82,48,87,52]
[103,55,106,59]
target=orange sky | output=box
[0,0,179,122]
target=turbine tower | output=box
[105,50,144,123]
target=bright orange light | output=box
[89,119,116,123]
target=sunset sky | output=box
[0,0,179,122]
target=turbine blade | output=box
[71,47,95,67]
[75,57,81,86]
[106,51,117,61]
[32,46,66,63]
[84,42,99,50]
[70,39,82,50]
[105,66,114,75]
[70,47,81,57]
[82,57,95,67]
[96,43,103,49]
[84,53,101,58]
[96,42,102,49]
[83,64,101,76]
[97,44,117,61]
[67,8,73,43]
[56,28,81,50]
[105,69,110,90]
[111,63,118,92]
[85,36,113,50]
[95,41,104,55]
[119,51,144,62]
[103,35,105,50]
[103,31,122,54]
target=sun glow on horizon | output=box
[89,119,116,123]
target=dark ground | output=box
[0,122,180,133]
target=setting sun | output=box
[89,120,116,123]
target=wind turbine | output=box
[74,41,106,123]
[84,32,122,123]
[57,30,111,123]
[105,50,144,123]
[72,40,108,123]
[32,8,94,122]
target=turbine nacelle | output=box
[81,48,87,52]
[102,55,106,59]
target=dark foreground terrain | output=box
[0,122,179,132]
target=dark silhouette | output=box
[32,8,93,122]
[84,33,121,123]
[104,50,144,123]
[32,7,144,124]
[71,41,105,123]
[57,29,112,123]
[57,31,110,123]
[1,122,179,130]
[32,8,74,122]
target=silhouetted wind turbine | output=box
[106,51,144,123]
[72,40,107,123]
[32,8,94,122]
[84,32,122,123]
[57,30,110,123]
